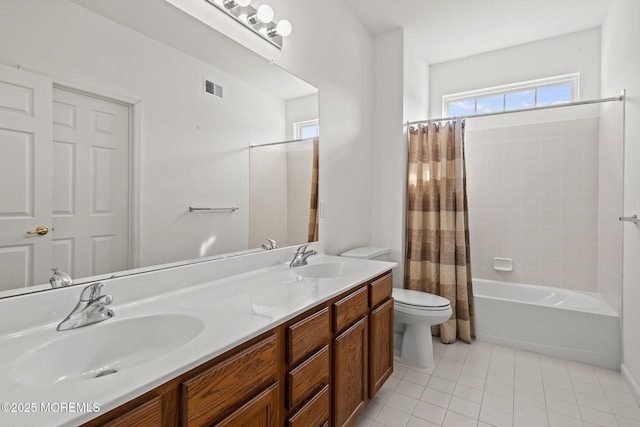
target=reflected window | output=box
[294,119,319,139]
[476,95,504,114]
[505,90,535,111]
[449,100,475,117]
[537,84,572,106]
[443,73,578,117]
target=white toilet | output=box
[392,288,452,368]
[340,247,452,369]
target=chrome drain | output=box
[94,368,118,378]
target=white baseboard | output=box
[621,363,640,405]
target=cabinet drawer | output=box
[287,346,330,410]
[333,286,368,333]
[182,334,278,427]
[370,273,392,308]
[287,307,329,365]
[287,384,330,427]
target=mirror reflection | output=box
[250,136,319,249]
[0,0,318,297]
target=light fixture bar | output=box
[205,0,284,49]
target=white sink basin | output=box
[11,313,204,385]
[294,262,362,279]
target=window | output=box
[443,74,579,117]
[294,119,319,139]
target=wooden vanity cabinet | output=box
[332,285,369,427]
[284,306,331,426]
[80,270,393,427]
[368,274,394,398]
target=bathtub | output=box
[473,279,621,369]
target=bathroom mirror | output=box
[249,137,319,249]
[0,0,318,297]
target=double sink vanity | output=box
[0,243,396,426]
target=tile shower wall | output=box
[466,117,600,291]
[598,104,624,313]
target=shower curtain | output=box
[307,138,319,242]
[405,120,475,344]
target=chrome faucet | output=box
[261,238,279,250]
[289,244,317,267]
[57,283,114,331]
[49,268,73,289]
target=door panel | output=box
[52,140,75,215]
[52,88,129,279]
[0,67,130,292]
[0,65,52,290]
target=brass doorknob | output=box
[26,225,49,235]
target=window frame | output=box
[293,119,319,140]
[442,73,580,117]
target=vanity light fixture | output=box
[222,0,250,8]
[247,4,273,24]
[205,0,292,49]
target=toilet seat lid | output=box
[393,288,450,308]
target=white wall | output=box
[370,30,430,288]
[285,93,319,141]
[371,29,405,286]
[274,0,375,256]
[429,28,602,116]
[601,0,640,402]
[0,0,288,267]
[403,34,430,123]
[249,146,288,248]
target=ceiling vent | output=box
[204,79,223,99]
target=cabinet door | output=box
[333,317,368,427]
[215,383,279,427]
[369,298,394,398]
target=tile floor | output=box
[355,339,640,427]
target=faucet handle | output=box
[79,282,104,301]
[296,244,309,254]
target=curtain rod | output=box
[406,92,625,126]
[250,137,317,148]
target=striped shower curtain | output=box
[405,120,475,344]
[307,137,319,242]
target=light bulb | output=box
[276,19,292,37]
[256,4,274,23]
[236,0,251,6]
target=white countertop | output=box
[0,249,396,427]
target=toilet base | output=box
[396,323,434,369]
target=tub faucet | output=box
[290,244,317,267]
[57,283,114,331]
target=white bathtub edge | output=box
[621,364,640,406]
[476,332,620,370]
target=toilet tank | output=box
[340,247,391,262]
